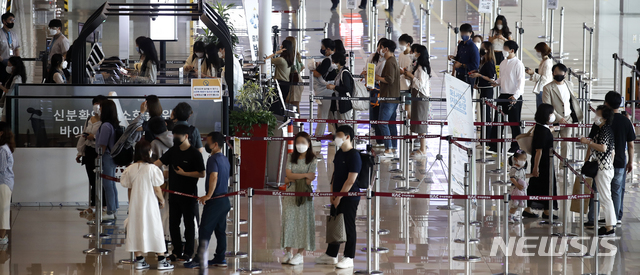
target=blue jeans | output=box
[195,198,231,263]
[378,102,398,149]
[610,168,626,220]
[101,152,119,214]
[536,92,543,108]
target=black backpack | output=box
[356,151,375,189]
[111,126,133,167]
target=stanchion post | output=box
[588,26,594,79]
[83,147,110,255]
[447,23,452,73]
[323,22,328,39]
[632,67,637,124]
[438,137,462,211]
[558,7,565,61]
[492,192,515,275]
[453,162,481,262]
[309,94,314,133]
[355,189,382,274]
[582,23,587,75]
[481,98,487,163]
[426,6,431,53]
[541,149,561,226]
[238,188,260,273]
[518,21,524,61]
[613,54,618,92]
[549,8,555,56]
[420,4,425,44]
[226,154,247,258]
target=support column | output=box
[259,0,273,72]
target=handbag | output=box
[581,160,598,178]
[570,176,593,213]
[326,213,347,244]
[515,126,535,155]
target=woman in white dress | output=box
[120,140,173,270]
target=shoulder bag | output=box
[326,212,346,244]
[515,126,535,155]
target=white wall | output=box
[13,148,207,205]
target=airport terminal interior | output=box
[2,0,640,274]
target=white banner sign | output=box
[243,0,260,61]
[478,0,493,13]
[547,0,559,10]
[346,0,357,9]
[445,74,475,194]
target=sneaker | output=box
[208,259,228,267]
[358,5,366,9]
[521,211,539,218]
[541,213,559,220]
[315,253,338,265]
[288,253,304,265]
[617,220,622,226]
[282,252,293,264]
[102,213,115,221]
[597,226,615,237]
[512,215,521,222]
[183,261,200,269]
[336,257,354,269]
[157,259,174,270]
[508,216,516,224]
[598,219,606,224]
[0,236,7,245]
[584,221,595,229]
[135,259,150,270]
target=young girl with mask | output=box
[281,132,317,265]
[508,151,531,223]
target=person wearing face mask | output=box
[46,19,70,61]
[45,54,67,84]
[521,104,557,219]
[489,15,512,65]
[472,35,483,50]
[183,41,205,75]
[359,38,388,148]
[184,132,231,269]
[154,124,206,263]
[315,125,361,269]
[0,13,19,84]
[131,36,159,84]
[375,39,401,156]
[397,34,414,118]
[199,43,222,78]
[402,44,431,156]
[448,23,479,86]
[327,53,354,129]
[76,95,107,216]
[542,63,583,160]
[527,42,553,107]
[216,43,245,102]
[285,36,305,111]
[508,151,530,223]
[470,41,497,137]
[265,39,295,115]
[581,105,616,236]
[278,132,317,266]
[312,38,338,141]
[120,140,174,270]
[488,40,525,154]
[0,56,24,121]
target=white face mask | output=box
[49,28,58,36]
[5,66,11,74]
[218,51,224,59]
[296,143,309,154]
[474,42,481,49]
[594,116,604,126]
[516,159,525,167]
[195,52,204,58]
[378,49,386,56]
[496,24,503,30]
[329,63,338,71]
[409,53,416,61]
[536,52,542,58]
[548,114,556,124]
[334,137,345,148]
[93,104,100,116]
[61,60,68,69]
[399,45,407,52]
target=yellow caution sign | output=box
[366,63,376,88]
[191,78,223,101]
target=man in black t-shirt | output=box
[315,125,361,269]
[586,92,635,227]
[154,124,205,262]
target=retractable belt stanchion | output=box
[490,106,504,175]
[391,96,406,177]
[568,176,593,258]
[437,136,462,211]
[446,23,454,73]
[541,148,562,226]
[477,98,493,164]
[355,189,383,274]
[558,7,565,61]
[613,54,618,92]
[226,154,247,258]
[632,66,637,124]
[553,155,576,237]
[549,8,555,56]
[238,188,261,274]
[362,156,389,254]
[492,192,516,275]
[83,147,111,255]
[518,22,524,61]
[453,162,481,262]
[583,191,602,275]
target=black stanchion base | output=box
[437,205,463,211]
[378,229,390,235]
[237,268,262,274]
[391,175,406,180]
[477,159,496,164]
[492,272,518,275]
[452,255,482,262]
[394,186,418,192]
[118,259,135,264]
[225,251,248,258]
[488,169,504,175]
[83,247,111,255]
[360,247,390,253]
[355,270,383,274]
[454,238,479,244]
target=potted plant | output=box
[230,81,278,189]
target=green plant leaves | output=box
[229,81,279,137]
[197,2,239,47]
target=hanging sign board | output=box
[191,78,223,101]
[243,0,260,61]
[346,0,357,9]
[366,63,376,88]
[547,0,559,10]
[478,0,493,13]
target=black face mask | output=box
[554,74,565,82]
[205,143,213,154]
[5,22,13,29]
[479,49,486,56]
[173,137,184,147]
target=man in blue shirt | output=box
[449,23,480,86]
[185,132,231,269]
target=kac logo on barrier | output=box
[490,236,619,257]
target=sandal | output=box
[79,208,95,215]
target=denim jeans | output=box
[101,152,119,214]
[194,198,231,263]
[535,91,543,108]
[378,102,398,149]
[610,168,626,220]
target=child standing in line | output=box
[508,150,531,223]
[0,122,14,245]
[120,140,173,270]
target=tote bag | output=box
[326,214,346,244]
[516,126,535,155]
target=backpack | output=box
[186,125,198,147]
[356,151,375,189]
[111,126,134,167]
[350,81,369,111]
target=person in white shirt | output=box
[542,63,583,160]
[488,40,525,154]
[217,43,244,101]
[402,45,431,155]
[526,42,553,107]
[398,34,414,119]
[47,19,70,61]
